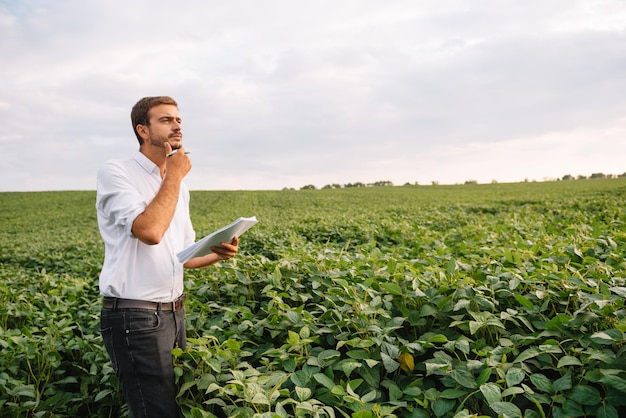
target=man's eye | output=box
[161,118,181,124]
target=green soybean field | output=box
[1,179,625,418]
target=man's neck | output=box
[140,147,167,177]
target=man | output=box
[96,96,238,417]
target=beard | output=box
[150,132,182,150]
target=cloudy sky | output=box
[1,0,625,191]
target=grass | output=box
[0,179,625,417]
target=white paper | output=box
[177,216,258,263]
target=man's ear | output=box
[136,124,149,142]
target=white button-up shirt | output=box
[96,152,195,302]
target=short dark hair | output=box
[130,96,178,144]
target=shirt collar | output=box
[133,151,160,176]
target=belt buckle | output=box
[103,297,117,310]
[175,293,186,310]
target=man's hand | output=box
[164,143,192,181]
[211,236,239,260]
[183,237,239,269]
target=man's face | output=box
[145,104,183,150]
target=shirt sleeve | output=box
[96,160,147,237]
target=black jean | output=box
[100,306,186,418]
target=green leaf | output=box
[590,329,623,345]
[439,388,468,399]
[514,348,541,363]
[364,359,379,368]
[204,383,221,394]
[251,392,270,405]
[596,403,619,418]
[450,369,477,389]
[282,357,296,372]
[502,387,525,397]
[196,374,215,390]
[553,370,573,392]
[530,373,553,394]
[545,314,572,331]
[514,294,534,310]
[385,381,403,401]
[480,383,502,404]
[313,373,336,390]
[609,286,626,297]
[334,359,362,377]
[557,356,583,368]
[406,410,430,418]
[420,304,438,317]
[295,386,312,401]
[477,368,492,386]
[490,401,522,418]
[275,403,289,418]
[178,381,196,395]
[11,385,36,398]
[585,348,616,364]
[318,349,341,366]
[433,398,456,417]
[346,349,370,360]
[469,321,482,335]
[568,385,601,406]
[347,378,364,392]
[455,338,470,354]
[300,325,310,339]
[205,358,221,373]
[290,370,309,387]
[562,398,584,416]
[331,385,346,396]
[361,389,378,403]
[381,282,403,296]
[381,352,400,374]
[506,368,525,387]
[428,334,450,343]
[446,258,456,275]
[599,375,626,394]
[94,389,113,402]
[287,330,300,344]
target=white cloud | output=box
[0,0,625,191]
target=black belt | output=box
[103,294,186,311]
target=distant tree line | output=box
[297,180,395,190]
[562,172,626,180]
[292,172,626,190]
